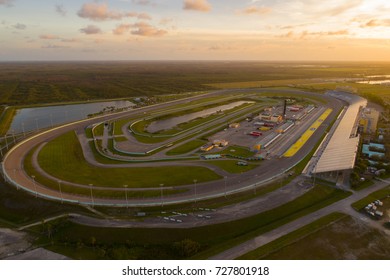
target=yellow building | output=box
[201,144,214,152]
[259,113,282,123]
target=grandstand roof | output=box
[314,92,367,173]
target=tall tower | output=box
[283,99,287,120]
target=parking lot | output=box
[157,208,217,225]
[209,104,320,158]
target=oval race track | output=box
[1,88,345,207]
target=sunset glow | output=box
[1,0,390,61]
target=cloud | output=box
[361,19,390,28]
[13,23,26,30]
[77,3,152,21]
[55,4,67,16]
[40,34,60,40]
[61,38,80,43]
[78,3,123,21]
[326,0,363,16]
[0,0,14,7]
[113,24,131,35]
[137,13,152,20]
[41,44,69,49]
[80,25,102,35]
[132,0,151,5]
[240,6,272,15]
[300,29,349,38]
[278,31,294,38]
[183,0,211,12]
[159,17,174,25]
[130,22,167,37]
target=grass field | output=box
[351,185,390,210]
[44,185,350,260]
[238,212,346,259]
[0,107,16,136]
[222,145,256,158]
[93,123,104,137]
[37,131,221,188]
[166,139,206,155]
[0,178,94,226]
[284,108,332,157]
[114,136,128,142]
[1,62,390,106]
[206,160,259,174]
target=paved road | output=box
[2,88,344,206]
[209,180,390,260]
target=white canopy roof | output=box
[314,92,367,173]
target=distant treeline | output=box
[1,61,390,106]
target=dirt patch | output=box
[264,216,390,259]
[0,228,31,259]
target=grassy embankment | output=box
[206,160,259,174]
[351,185,390,210]
[166,140,207,155]
[0,177,94,227]
[42,185,351,260]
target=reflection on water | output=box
[357,79,390,85]
[147,101,251,133]
[9,100,134,134]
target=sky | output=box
[1,0,390,61]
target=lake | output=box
[147,101,252,133]
[8,100,134,134]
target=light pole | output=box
[58,180,63,204]
[31,175,37,198]
[224,176,227,198]
[313,161,317,187]
[124,184,128,208]
[11,129,16,143]
[160,184,164,207]
[4,134,8,150]
[89,184,94,208]
[254,174,258,195]
[50,114,53,128]
[280,169,285,188]
[35,118,39,131]
[193,179,197,204]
